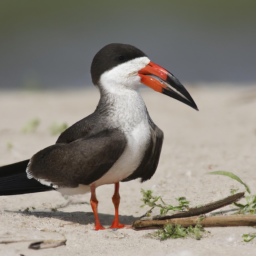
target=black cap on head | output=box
[91,43,147,85]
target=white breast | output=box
[95,118,151,187]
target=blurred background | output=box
[0,0,256,90]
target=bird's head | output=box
[91,43,198,110]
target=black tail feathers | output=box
[0,160,54,195]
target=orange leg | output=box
[109,182,125,229]
[90,184,105,230]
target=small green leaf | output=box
[246,196,251,204]
[233,202,246,208]
[22,118,40,133]
[6,142,13,150]
[231,188,239,195]
[160,198,167,205]
[208,171,251,194]
[177,197,186,201]
[152,196,161,203]
[243,233,256,242]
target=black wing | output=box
[27,128,127,187]
[122,117,164,182]
[56,113,101,144]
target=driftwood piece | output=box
[141,192,244,221]
[29,239,66,250]
[0,238,66,249]
[133,215,256,230]
[0,239,33,244]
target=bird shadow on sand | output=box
[7,210,138,226]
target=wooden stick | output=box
[29,239,66,250]
[141,192,244,221]
[133,215,256,230]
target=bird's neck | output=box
[96,87,148,132]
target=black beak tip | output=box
[191,102,199,111]
[165,74,199,111]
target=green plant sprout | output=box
[231,188,239,195]
[154,224,204,240]
[208,171,256,243]
[141,189,189,215]
[49,122,68,135]
[242,233,256,242]
[141,171,256,241]
[22,118,40,133]
[208,171,256,215]
[141,190,204,240]
[6,142,13,150]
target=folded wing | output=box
[27,129,127,188]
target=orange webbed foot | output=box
[109,222,125,229]
[109,221,133,229]
[94,224,106,231]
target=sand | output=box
[0,85,256,256]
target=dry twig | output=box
[133,215,256,230]
[141,192,244,221]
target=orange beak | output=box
[139,61,198,110]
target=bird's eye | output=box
[118,55,125,61]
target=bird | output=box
[0,43,198,230]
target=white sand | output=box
[0,85,256,255]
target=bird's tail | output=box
[0,160,54,196]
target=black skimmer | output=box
[0,43,198,230]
